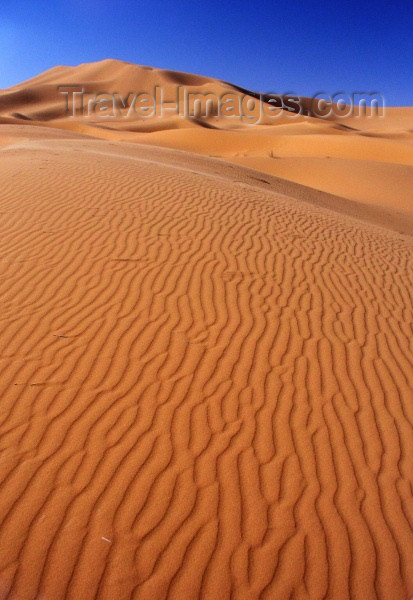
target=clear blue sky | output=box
[1,0,412,105]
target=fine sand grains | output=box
[0,133,412,599]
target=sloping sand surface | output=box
[230,156,413,215]
[0,126,412,599]
[134,127,413,219]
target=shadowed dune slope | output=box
[0,127,412,599]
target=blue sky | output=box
[1,0,412,105]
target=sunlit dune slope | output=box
[135,121,413,214]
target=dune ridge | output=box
[0,127,412,599]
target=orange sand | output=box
[0,62,412,599]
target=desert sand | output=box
[0,61,412,599]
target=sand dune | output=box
[0,62,413,599]
[0,59,298,129]
[2,59,413,219]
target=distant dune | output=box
[2,59,412,229]
[0,62,412,599]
